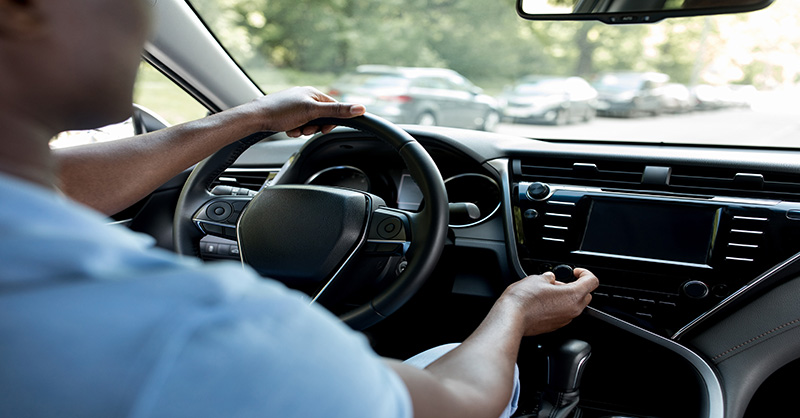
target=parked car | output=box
[660,83,697,113]
[498,75,598,125]
[727,84,758,108]
[593,71,670,117]
[328,66,500,131]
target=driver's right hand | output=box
[501,268,599,336]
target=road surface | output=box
[495,108,800,148]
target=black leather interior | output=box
[689,271,800,418]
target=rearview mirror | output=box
[517,0,774,24]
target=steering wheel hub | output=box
[238,185,371,285]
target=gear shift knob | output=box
[547,339,592,392]
[537,339,592,418]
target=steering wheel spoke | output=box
[191,196,252,241]
[364,207,411,255]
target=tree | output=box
[190,0,795,91]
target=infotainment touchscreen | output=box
[579,199,720,266]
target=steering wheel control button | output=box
[683,280,709,299]
[223,227,237,240]
[378,218,402,239]
[364,242,402,255]
[207,202,233,221]
[526,182,551,201]
[377,243,403,254]
[370,210,408,241]
[231,200,250,212]
[202,223,223,235]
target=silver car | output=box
[328,66,500,131]
[498,75,598,125]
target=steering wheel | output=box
[174,114,449,329]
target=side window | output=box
[50,61,208,149]
[447,77,469,91]
[447,76,474,93]
[132,61,209,126]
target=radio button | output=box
[712,284,730,298]
[683,280,709,299]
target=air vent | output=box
[541,200,577,244]
[515,158,646,188]
[722,215,768,265]
[670,166,800,200]
[212,168,277,191]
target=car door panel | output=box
[687,261,800,418]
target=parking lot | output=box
[496,107,800,148]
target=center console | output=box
[512,179,800,336]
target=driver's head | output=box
[0,0,152,133]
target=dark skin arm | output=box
[53,87,365,215]
[388,268,599,418]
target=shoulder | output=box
[2,252,411,418]
[131,277,412,418]
[0,175,412,418]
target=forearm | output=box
[387,271,598,418]
[388,297,525,418]
[54,106,262,215]
[53,86,366,215]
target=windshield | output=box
[188,0,800,148]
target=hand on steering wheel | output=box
[174,114,448,329]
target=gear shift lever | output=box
[538,339,591,418]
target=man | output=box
[0,0,599,417]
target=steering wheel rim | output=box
[174,113,449,329]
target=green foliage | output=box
[190,0,796,90]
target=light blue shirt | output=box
[0,173,412,418]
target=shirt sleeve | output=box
[128,277,412,418]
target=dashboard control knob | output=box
[552,264,575,282]
[712,284,730,298]
[683,280,709,299]
[526,182,551,200]
[523,209,539,219]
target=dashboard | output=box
[204,126,800,340]
[305,165,500,227]
[512,177,800,337]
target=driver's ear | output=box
[0,0,45,39]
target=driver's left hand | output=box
[236,86,366,137]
